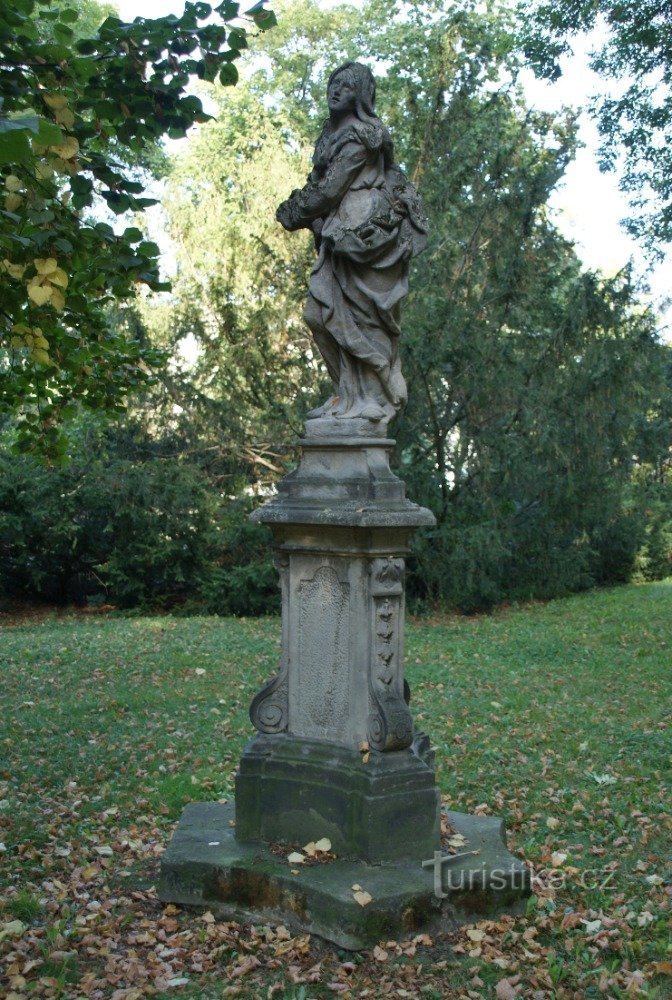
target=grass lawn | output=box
[1,580,670,999]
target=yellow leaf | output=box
[35,162,54,181]
[48,267,68,288]
[11,323,30,334]
[34,257,58,275]
[4,175,21,192]
[50,288,66,311]
[353,889,372,907]
[32,348,51,366]
[448,834,467,848]
[43,93,68,110]
[10,336,23,349]
[5,193,22,212]
[50,136,79,160]
[55,107,75,129]
[3,260,26,280]
[28,285,53,306]
[33,335,49,350]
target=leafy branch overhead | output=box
[519,0,672,251]
[0,0,277,457]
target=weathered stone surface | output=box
[276,62,428,437]
[234,734,440,863]
[158,801,530,950]
[249,438,434,753]
[250,438,435,528]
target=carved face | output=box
[327,71,356,116]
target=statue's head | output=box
[327,62,377,122]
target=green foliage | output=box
[0,0,276,458]
[138,82,319,470]
[132,0,672,613]
[0,419,277,610]
[196,506,278,615]
[3,0,670,615]
[519,0,672,249]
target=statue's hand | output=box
[276,193,301,231]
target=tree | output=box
[245,0,672,608]
[0,0,276,458]
[519,0,672,250]
[138,83,318,486]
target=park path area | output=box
[1,581,670,998]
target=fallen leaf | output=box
[353,889,372,907]
[546,817,560,830]
[314,837,332,852]
[287,852,305,864]
[448,834,467,848]
[373,945,388,961]
[230,956,261,978]
[0,920,26,942]
[495,978,518,999]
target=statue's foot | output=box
[336,403,386,422]
[306,396,340,419]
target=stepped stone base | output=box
[235,734,440,864]
[158,801,531,951]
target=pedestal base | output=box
[158,802,531,950]
[235,734,440,863]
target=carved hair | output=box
[327,61,377,123]
[313,61,394,173]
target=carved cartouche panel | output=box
[296,563,351,740]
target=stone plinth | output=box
[158,802,530,951]
[235,734,440,863]
[248,437,435,755]
[158,434,531,946]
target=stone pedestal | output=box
[247,437,435,754]
[235,734,440,863]
[158,434,530,947]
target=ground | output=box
[0,581,670,998]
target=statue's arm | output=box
[277,141,367,232]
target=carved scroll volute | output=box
[367,557,413,751]
[249,553,289,733]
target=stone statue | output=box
[276,61,427,432]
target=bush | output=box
[0,427,278,613]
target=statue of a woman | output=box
[276,61,427,432]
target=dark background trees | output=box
[1,0,670,614]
